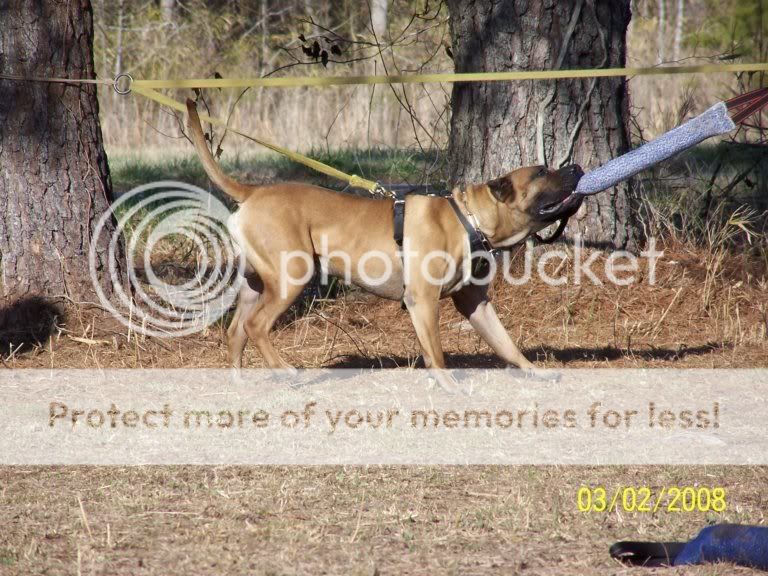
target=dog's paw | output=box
[268,367,299,385]
[523,368,562,383]
[426,370,460,395]
[228,368,247,386]
[505,367,562,383]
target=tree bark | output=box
[447,0,640,250]
[161,0,176,25]
[370,0,389,40]
[0,0,122,303]
[672,0,684,62]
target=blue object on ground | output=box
[575,101,735,195]
[674,524,768,570]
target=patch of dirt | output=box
[6,243,765,370]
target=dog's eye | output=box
[536,167,548,178]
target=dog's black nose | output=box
[563,164,584,178]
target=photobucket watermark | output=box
[279,235,664,297]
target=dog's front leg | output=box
[404,289,462,393]
[451,284,534,370]
[403,288,445,370]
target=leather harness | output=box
[393,195,496,279]
[391,189,570,285]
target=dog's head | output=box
[468,164,584,247]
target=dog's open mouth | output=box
[538,191,582,219]
[531,176,584,244]
[535,164,585,221]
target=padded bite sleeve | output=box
[575,102,735,195]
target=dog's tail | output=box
[186,99,253,203]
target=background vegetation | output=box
[97,1,767,243]
[95,0,765,148]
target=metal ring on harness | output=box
[113,73,133,95]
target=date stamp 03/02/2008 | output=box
[576,486,727,514]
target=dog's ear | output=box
[486,176,516,203]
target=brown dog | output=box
[186,100,583,372]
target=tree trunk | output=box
[370,0,389,40]
[447,0,640,250]
[0,0,122,303]
[672,0,684,62]
[161,0,175,25]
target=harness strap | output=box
[393,200,405,247]
[392,196,497,281]
[392,196,493,253]
[446,197,492,254]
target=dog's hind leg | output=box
[452,284,534,370]
[243,257,312,369]
[227,274,263,368]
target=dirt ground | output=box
[5,243,767,371]
[1,242,767,574]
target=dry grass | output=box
[6,239,765,370]
[2,466,768,575]
[98,6,758,156]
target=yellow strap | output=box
[132,85,380,193]
[6,62,765,194]
[132,62,767,195]
[0,73,112,86]
[133,62,768,90]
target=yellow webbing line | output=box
[4,62,766,194]
[132,62,768,90]
[129,62,766,192]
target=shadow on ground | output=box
[0,296,62,357]
[324,342,726,369]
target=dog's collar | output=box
[447,196,494,255]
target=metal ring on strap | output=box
[113,73,133,95]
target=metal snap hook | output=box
[374,183,396,199]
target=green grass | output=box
[642,141,768,233]
[686,140,768,170]
[108,143,767,247]
[0,550,15,566]
[108,147,444,196]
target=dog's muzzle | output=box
[536,164,585,221]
